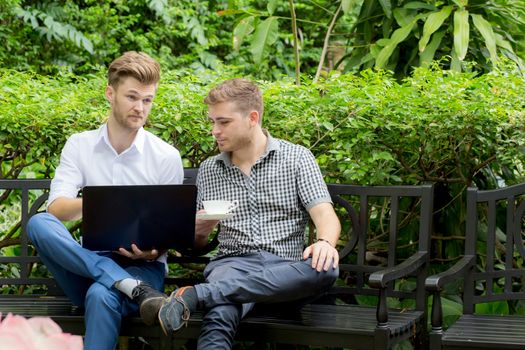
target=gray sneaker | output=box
[158,286,193,335]
[131,283,166,326]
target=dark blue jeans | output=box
[27,213,165,350]
[195,251,339,350]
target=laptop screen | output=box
[81,184,196,251]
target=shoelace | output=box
[176,296,191,326]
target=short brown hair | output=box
[204,78,264,121]
[107,51,160,88]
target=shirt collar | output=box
[95,124,146,155]
[216,129,280,166]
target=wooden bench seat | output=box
[442,314,525,349]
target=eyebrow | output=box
[208,116,232,122]
[126,89,155,99]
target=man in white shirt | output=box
[26,51,183,350]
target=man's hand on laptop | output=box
[116,244,159,261]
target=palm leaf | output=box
[419,6,453,52]
[453,9,470,61]
[379,0,392,19]
[471,14,498,64]
[375,19,417,68]
[250,17,279,65]
[420,30,446,66]
[233,16,255,51]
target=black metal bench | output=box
[0,173,434,350]
[426,183,525,350]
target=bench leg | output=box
[412,322,428,350]
[374,326,391,349]
[429,331,442,350]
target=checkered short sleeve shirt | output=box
[196,134,332,261]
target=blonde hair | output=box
[107,51,160,88]
[204,78,264,122]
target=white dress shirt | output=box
[49,124,183,206]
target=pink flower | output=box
[0,313,83,350]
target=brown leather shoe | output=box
[132,283,167,325]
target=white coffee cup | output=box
[202,200,238,214]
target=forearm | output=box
[48,197,82,221]
[310,202,341,246]
[194,218,218,249]
[316,219,340,247]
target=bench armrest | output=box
[425,255,475,331]
[425,255,475,292]
[367,251,427,327]
[368,251,427,288]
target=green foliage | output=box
[1,63,524,184]
[13,4,94,54]
[0,70,104,179]
[340,0,525,74]
[1,1,523,78]
[0,0,231,74]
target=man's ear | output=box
[105,85,114,103]
[248,110,260,125]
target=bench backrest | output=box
[0,173,433,311]
[326,183,433,311]
[0,169,200,294]
[0,179,53,293]
[463,184,525,314]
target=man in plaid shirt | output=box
[158,78,341,349]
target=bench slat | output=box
[443,315,525,349]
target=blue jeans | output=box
[195,251,339,350]
[27,213,165,350]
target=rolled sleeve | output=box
[159,150,184,185]
[296,148,332,210]
[47,135,84,208]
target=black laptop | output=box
[81,184,196,251]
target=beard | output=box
[217,132,252,153]
[111,99,146,131]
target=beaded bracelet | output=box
[316,238,333,247]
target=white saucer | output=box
[196,213,235,220]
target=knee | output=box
[85,282,122,312]
[323,266,339,285]
[27,212,54,242]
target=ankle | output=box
[176,286,198,311]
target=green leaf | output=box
[419,6,453,52]
[375,20,416,68]
[379,0,392,19]
[453,9,470,61]
[494,33,514,53]
[471,14,498,64]
[267,0,278,16]
[217,9,244,16]
[403,2,436,11]
[450,45,462,71]
[233,16,255,51]
[250,16,279,65]
[81,37,94,55]
[393,8,413,27]
[420,30,445,66]
[475,300,509,315]
[451,0,468,7]
[342,0,352,14]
